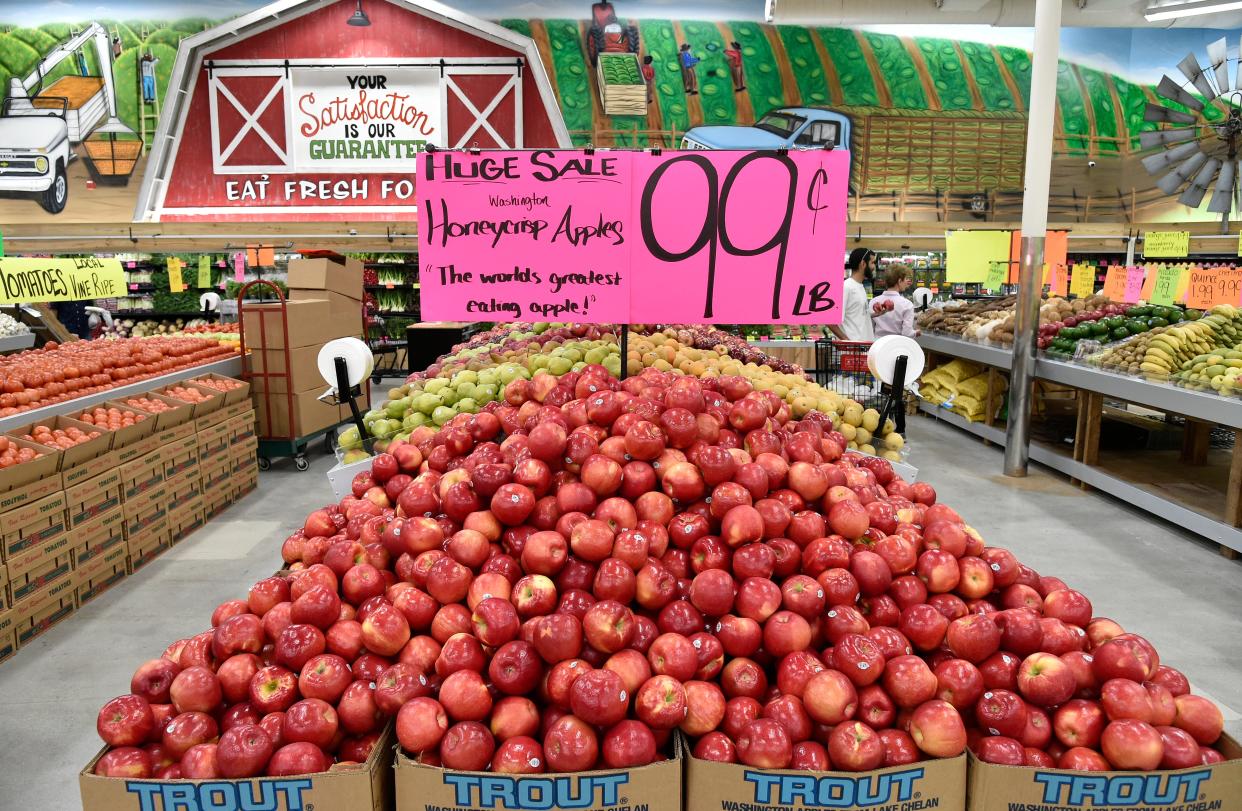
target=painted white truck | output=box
[0,23,132,213]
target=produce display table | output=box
[0,355,243,434]
[0,334,36,354]
[406,322,473,376]
[916,333,1242,554]
[745,339,818,372]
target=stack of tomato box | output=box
[0,374,258,663]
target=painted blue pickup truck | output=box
[680,107,852,152]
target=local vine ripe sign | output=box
[417,149,849,324]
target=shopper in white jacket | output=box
[871,265,918,339]
[830,248,876,342]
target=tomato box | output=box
[228,408,257,442]
[74,541,128,606]
[965,737,1242,811]
[0,563,9,612]
[11,574,75,647]
[188,373,251,406]
[0,437,62,514]
[119,451,166,502]
[200,455,233,493]
[1,490,68,574]
[5,522,73,581]
[162,433,200,480]
[10,555,75,623]
[161,381,224,419]
[126,520,170,573]
[124,493,168,539]
[91,401,158,448]
[169,499,205,543]
[0,607,15,665]
[72,506,127,571]
[66,467,124,528]
[123,391,193,431]
[233,466,258,499]
[685,752,966,811]
[80,721,394,811]
[196,420,232,462]
[7,415,114,482]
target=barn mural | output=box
[0,0,1237,224]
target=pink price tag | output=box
[233,253,245,283]
[128,283,139,291]
[126,261,136,269]
[1124,267,1146,302]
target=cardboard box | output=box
[120,391,194,430]
[685,752,965,811]
[227,409,258,442]
[396,743,681,811]
[184,372,251,405]
[125,489,168,534]
[0,563,8,612]
[8,414,113,464]
[200,456,233,494]
[231,435,258,466]
[0,439,62,515]
[249,343,322,385]
[8,549,74,612]
[155,420,196,448]
[965,738,1242,811]
[113,430,161,467]
[5,522,72,581]
[81,720,394,811]
[88,401,158,447]
[126,520,169,572]
[292,289,364,333]
[1,491,68,572]
[241,299,336,349]
[163,434,200,480]
[11,574,75,646]
[169,499,205,542]
[287,255,364,300]
[254,388,344,438]
[65,467,123,528]
[167,472,203,514]
[120,449,166,502]
[195,397,251,431]
[234,466,258,500]
[74,540,128,605]
[71,506,127,571]
[197,420,232,462]
[0,608,15,665]
[161,382,225,419]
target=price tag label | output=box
[1101,266,1129,302]
[1236,232,1242,257]
[983,261,1008,293]
[1048,263,1068,297]
[1144,230,1190,258]
[1070,263,1095,298]
[198,255,211,288]
[1150,266,1183,306]
[1185,268,1221,309]
[233,253,245,283]
[168,258,185,293]
[1217,268,1242,306]
[1124,267,1146,303]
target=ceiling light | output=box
[1145,0,1242,21]
[347,0,371,26]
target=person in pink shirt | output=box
[871,265,918,338]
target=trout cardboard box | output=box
[966,736,1242,811]
[395,740,683,811]
[79,721,394,811]
[686,752,965,811]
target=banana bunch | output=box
[1140,305,1242,383]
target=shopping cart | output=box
[815,338,911,434]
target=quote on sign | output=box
[417,149,850,324]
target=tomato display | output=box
[187,376,245,392]
[0,337,237,418]
[164,386,213,404]
[23,424,103,450]
[0,435,45,468]
[78,407,149,429]
[125,397,176,414]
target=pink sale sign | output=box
[417,148,849,325]
[417,150,631,323]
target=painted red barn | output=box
[134,0,569,222]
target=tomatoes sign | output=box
[417,149,850,324]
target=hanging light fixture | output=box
[347,0,371,26]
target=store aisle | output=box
[1,424,1237,810]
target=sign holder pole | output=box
[620,324,629,380]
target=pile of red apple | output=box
[94,364,1227,781]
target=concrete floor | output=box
[0,417,1238,809]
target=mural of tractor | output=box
[586,2,638,65]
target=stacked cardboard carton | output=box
[0,375,260,664]
[243,256,369,439]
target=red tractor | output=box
[587,2,639,66]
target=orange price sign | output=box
[1217,268,1242,306]
[1100,266,1128,302]
[1185,268,1222,309]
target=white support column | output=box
[1004,0,1062,477]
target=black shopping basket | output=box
[815,338,910,435]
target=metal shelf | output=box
[917,401,1242,552]
[111,311,220,319]
[916,333,1242,429]
[0,333,36,353]
[0,356,243,433]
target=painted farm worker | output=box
[872,265,918,339]
[642,55,655,104]
[112,35,122,60]
[829,247,877,342]
[141,52,159,103]
[724,41,745,92]
[679,43,699,95]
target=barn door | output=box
[208,67,292,174]
[444,64,522,149]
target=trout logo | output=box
[1033,770,1212,805]
[125,778,313,810]
[442,772,629,809]
[744,768,925,807]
